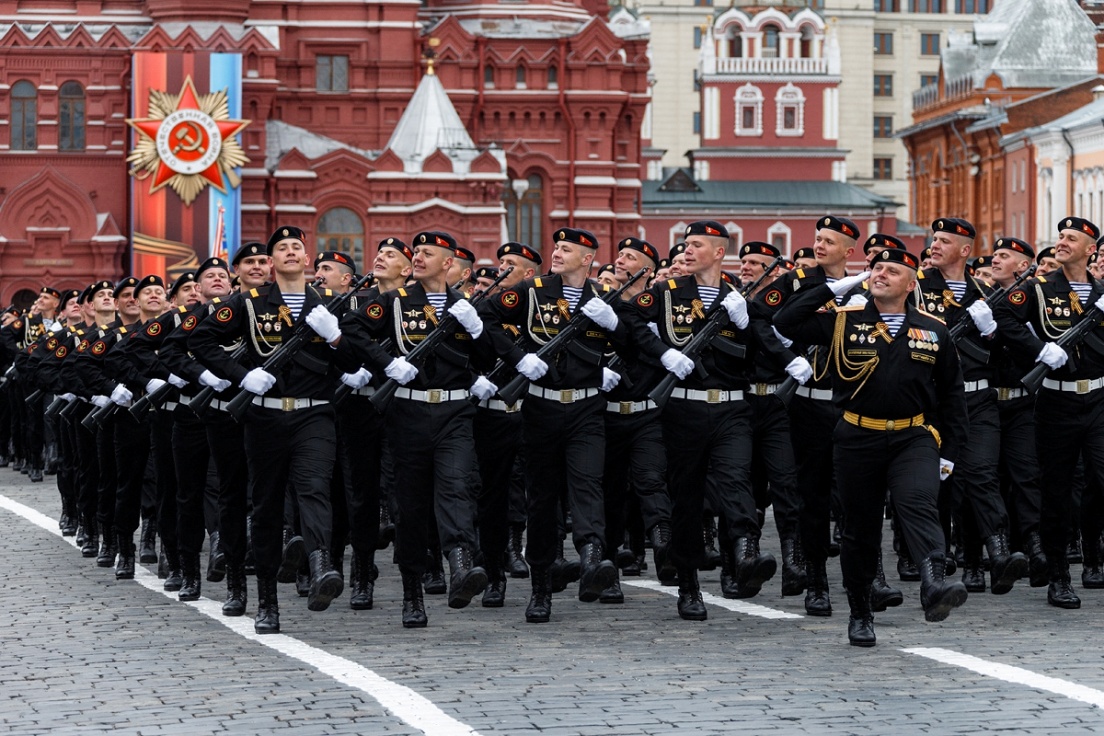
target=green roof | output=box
[642,175,898,211]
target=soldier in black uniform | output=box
[316,230,490,628]
[189,226,344,634]
[775,247,970,646]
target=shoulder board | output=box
[913,310,947,325]
[398,288,407,297]
[176,305,188,313]
[601,284,612,293]
[249,288,260,297]
[918,270,926,280]
[118,327,127,334]
[861,280,870,289]
[323,288,333,297]
[76,329,84,336]
[836,305,865,312]
[534,278,543,288]
[667,279,677,289]
[796,269,806,279]
[212,297,222,304]
[1037,277,1047,284]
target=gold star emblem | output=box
[856,323,873,332]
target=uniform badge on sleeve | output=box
[765,290,782,306]
[1008,291,1025,305]
[146,322,162,336]
[182,315,198,331]
[635,293,653,307]
[215,307,233,323]
[501,291,519,307]
[367,304,384,320]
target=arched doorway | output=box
[316,207,364,271]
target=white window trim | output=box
[766,221,792,255]
[734,83,764,137]
[775,82,805,137]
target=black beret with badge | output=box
[379,237,414,261]
[196,257,230,279]
[84,280,114,304]
[232,242,267,267]
[932,217,976,239]
[739,241,781,259]
[617,237,659,263]
[1036,246,1056,264]
[168,272,197,299]
[454,246,476,263]
[669,242,687,259]
[554,227,599,249]
[597,263,616,277]
[59,289,81,309]
[685,221,729,239]
[863,233,905,254]
[1057,216,1100,240]
[793,247,815,261]
[875,248,920,270]
[816,215,860,241]
[40,286,61,300]
[414,231,458,252]
[266,225,306,254]
[993,237,1034,259]
[497,242,542,266]
[314,251,355,270]
[114,277,139,298]
[133,274,166,297]
[474,266,499,281]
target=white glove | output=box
[470,375,498,401]
[240,367,276,396]
[829,271,871,297]
[515,353,549,381]
[1036,342,1068,369]
[199,369,231,393]
[91,394,110,408]
[660,348,695,380]
[145,378,167,395]
[384,357,418,385]
[939,458,955,482]
[601,367,621,392]
[785,356,813,385]
[59,393,75,402]
[721,290,749,329]
[305,304,341,343]
[846,293,869,308]
[110,383,133,406]
[967,300,997,337]
[447,300,483,340]
[581,298,619,331]
[647,322,660,337]
[167,373,187,389]
[340,368,372,390]
[772,325,794,349]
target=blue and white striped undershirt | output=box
[425,293,448,313]
[825,277,844,305]
[1070,282,1093,303]
[880,313,906,337]
[562,286,583,312]
[282,292,305,321]
[945,280,967,301]
[697,285,720,310]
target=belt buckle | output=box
[884,419,896,431]
[281,397,295,412]
[997,387,1010,401]
[619,401,633,415]
[560,389,575,404]
[756,383,768,396]
[1077,379,1091,395]
[706,389,722,403]
[505,401,520,413]
[427,389,443,404]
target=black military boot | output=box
[599,573,624,604]
[804,561,832,616]
[578,542,617,602]
[75,515,88,546]
[206,531,226,582]
[732,536,777,599]
[525,566,552,623]
[780,537,807,597]
[700,516,722,571]
[378,501,396,550]
[163,546,184,591]
[650,522,677,585]
[985,531,1028,594]
[446,547,487,610]
[548,551,580,593]
[114,534,136,580]
[277,528,305,584]
[28,465,43,482]
[846,587,876,647]
[12,456,24,473]
[222,563,247,617]
[307,549,344,612]
[295,556,310,597]
[1067,531,1084,564]
[81,516,99,558]
[1047,562,1081,609]
[179,554,202,601]
[920,554,968,622]
[1082,536,1104,589]
[401,571,428,628]
[960,545,986,593]
[1025,531,1048,587]
[869,548,904,612]
[139,517,158,564]
[506,523,529,578]
[423,548,447,594]
[97,526,117,568]
[60,498,77,536]
[676,568,707,621]
[349,551,378,610]
[719,543,740,599]
[254,577,280,634]
[482,563,507,608]
[896,548,920,582]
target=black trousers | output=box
[474,405,524,570]
[173,406,210,559]
[150,409,176,552]
[789,395,839,565]
[663,398,756,570]
[748,393,800,540]
[951,389,1006,547]
[603,406,670,559]
[113,413,152,539]
[207,407,249,565]
[23,389,43,469]
[336,395,384,558]
[8,381,24,461]
[1035,388,1104,571]
[834,422,943,593]
[244,404,335,579]
[95,415,118,532]
[522,394,607,568]
[73,403,99,522]
[57,407,78,510]
[996,394,1041,543]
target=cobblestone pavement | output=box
[3,471,1104,735]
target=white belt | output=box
[394,387,469,404]
[251,396,331,411]
[478,398,522,413]
[606,399,657,415]
[162,401,179,412]
[795,386,833,401]
[995,387,1028,401]
[527,385,600,403]
[748,383,781,397]
[1041,377,1104,395]
[352,386,377,397]
[670,388,744,403]
[211,398,234,412]
[963,379,990,393]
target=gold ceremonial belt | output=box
[842,411,925,432]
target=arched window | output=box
[316,207,364,270]
[547,64,558,89]
[12,81,36,151]
[484,65,495,89]
[59,81,85,151]
[762,25,780,58]
[726,28,743,58]
[775,83,806,136]
[516,65,527,89]
[504,174,543,247]
[734,83,764,136]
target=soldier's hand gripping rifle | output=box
[368,267,514,414]
[948,264,1037,341]
[495,267,649,408]
[43,394,70,419]
[649,257,783,410]
[224,273,375,422]
[82,396,117,431]
[1022,300,1104,395]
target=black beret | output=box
[669,242,687,259]
[739,241,781,259]
[266,225,306,254]
[971,255,992,270]
[413,231,458,252]
[474,266,499,281]
[793,247,815,261]
[921,246,933,260]
[378,237,414,261]
[863,233,905,254]
[657,258,671,270]
[314,251,355,269]
[597,263,616,277]
[454,246,476,263]
[133,274,166,297]
[40,286,61,300]
[721,271,739,286]
[816,215,860,241]
[684,221,729,239]
[233,242,267,266]
[932,217,976,239]
[168,272,197,299]
[113,277,139,298]
[58,289,81,309]
[196,257,230,279]
[230,275,241,289]
[84,280,114,304]
[1057,216,1100,240]
[1036,246,1056,263]
[874,248,920,270]
[497,242,543,266]
[1090,251,1100,266]
[783,259,796,271]
[554,227,599,249]
[617,237,659,263]
[993,237,1034,259]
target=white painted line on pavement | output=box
[623,578,804,619]
[0,493,482,736]
[903,647,1104,709]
